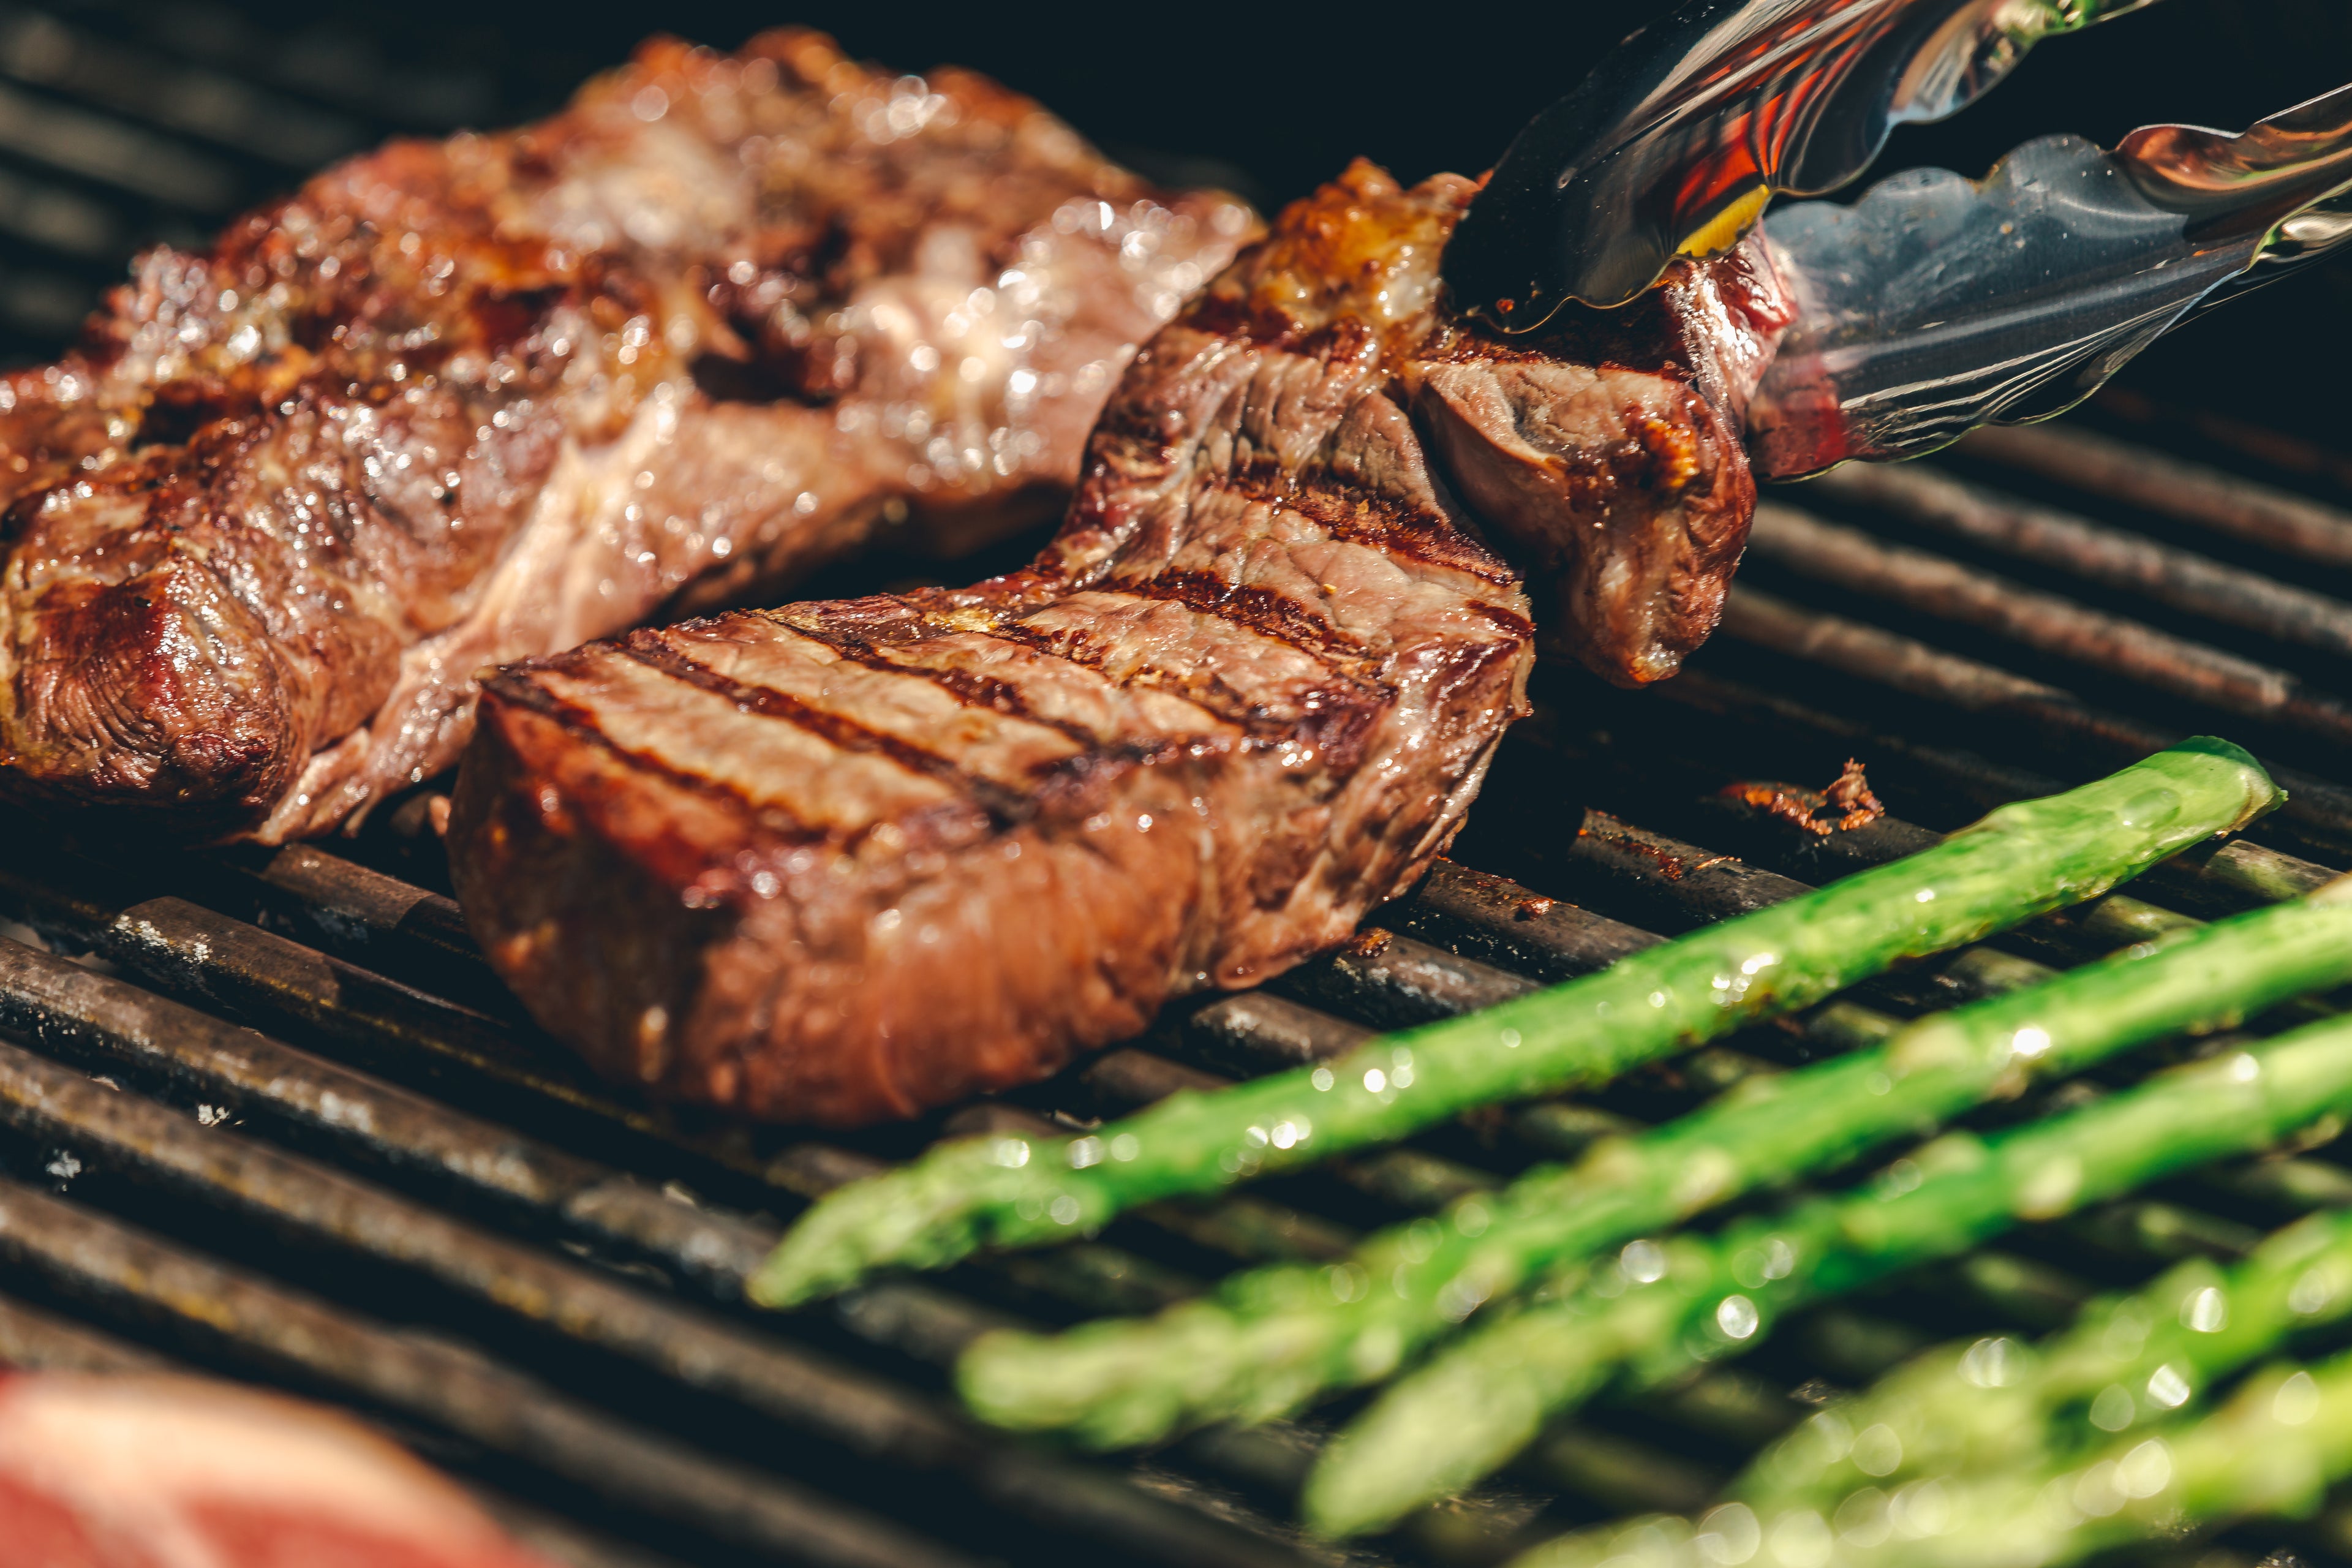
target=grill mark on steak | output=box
[480,669,821,843]
[612,633,1042,827]
[760,617,1112,752]
[0,29,1254,842]
[1114,568,1372,662]
[449,159,1787,1125]
[943,596,1386,748]
[1269,474,1525,587]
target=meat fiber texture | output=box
[450,162,1790,1127]
[0,1371,555,1568]
[0,29,1252,842]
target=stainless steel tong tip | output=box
[1442,0,2158,328]
[1748,80,2352,478]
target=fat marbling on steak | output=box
[0,29,1251,841]
[448,161,1789,1126]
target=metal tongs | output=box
[1442,0,2352,479]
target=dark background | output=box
[0,0,2346,439]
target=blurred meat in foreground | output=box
[0,1370,554,1567]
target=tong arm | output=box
[1442,0,2158,327]
[1746,81,2352,479]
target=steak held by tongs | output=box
[449,162,1791,1125]
[0,29,1251,841]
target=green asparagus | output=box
[1486,1213,2352,1561]
[959,881,2352,1448]
[1513,1348,2352,1568]
[1740,1205,2352,1515]
[751,741,2280,1308]
[1303,1008,2352,1537]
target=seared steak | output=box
[449,162,1788,1126]
[0,30,1251,841]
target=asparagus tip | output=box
[2173,736,2284,824]
[960,1298,1271,1447]
[748,1138,1033,1307]
[745,1180,895,1308]
[1302,1367,1550,1537]
[954,1329,1058,1428]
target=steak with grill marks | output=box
[448,161,1789,1126]
[0,29,1252,842]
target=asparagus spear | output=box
[1515,1348,2352,1568]
[1304,1008,2352,1537]
[959,881,2352,1447]
[750,741,2280,1308]
[1506,1207,2352,1568]
[1739,1205,2352,1516]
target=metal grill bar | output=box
[1711,585,2352,857]
[1966,423,2352,569]
[1749,503,2352,747]
[1808,464,2352,661]
[0,1288,164,1373]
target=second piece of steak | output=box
[0,29,1250,841]
[449,161,1787,1126]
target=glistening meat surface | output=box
[0,29,1250,841]
[450,161,1788,1126]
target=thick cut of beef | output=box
[0,1372,556,1568]
[450,161,1786,1126]
[0,30,1250,841]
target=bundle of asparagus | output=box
[753,741,2281,1308]
[959,878,2352,1449]
[1760,1349,2352,1568]
[1517,1215,2352,1568]
[1306,1009,2352,1534]
[1740,1206,2352,1517]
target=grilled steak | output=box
[0,31,1251,842]
[449,161,1788,1126]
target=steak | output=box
[0,30,1251,842]
[448,161,1789,1126]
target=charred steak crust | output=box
[0,30,1251,841]
[450,162,1788,1126]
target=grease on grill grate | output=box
[7,8,2352,1564]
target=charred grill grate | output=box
[6,9,2352,1566]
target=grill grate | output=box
[12,409,2352,1568]
[6,9,2352,1564]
